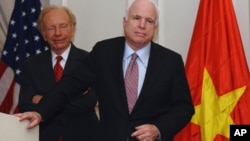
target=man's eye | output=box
[146,18,155,24]
[60,24,68,29]
[47,27,55,31]
[133,16,141,20]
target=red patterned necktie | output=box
[125,53,138,113]
[54,56,63,81]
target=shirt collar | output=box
[51,45,71,61]
[123,42,151,65]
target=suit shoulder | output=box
[74,47,89,55]
[96,36,125,45]
[153,42,182,58]
[23,50,50,64]
[71,44,89,53]
[68,45,89,60]
[91,36,125,53]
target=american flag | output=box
[0,0,48,114]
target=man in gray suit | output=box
[17,0,194,141]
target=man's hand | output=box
[32,95,43,104]
[14,112,42,129]
[131,124,160,141]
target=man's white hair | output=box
[124,0,159,25]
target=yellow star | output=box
[191,68,246,141]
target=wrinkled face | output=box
[42,9,74,53]
[123,0,157,50]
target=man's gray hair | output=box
[124,0,159,25]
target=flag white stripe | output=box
[10,83,20,114]
[0,66,14,104]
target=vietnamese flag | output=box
[174,0,250,141]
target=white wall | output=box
[2,0,249,65]
[234,0,250,67]
[158,0,199,63]
[48,0,250,67]
[67,0,126,51]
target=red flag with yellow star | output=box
[174,0,250,141]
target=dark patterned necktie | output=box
[125,53,138,113]
[54,56,63,81]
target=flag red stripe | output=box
[0,61,8,79]
[0,61,13,104]
[0,79,15,113]
[0,61,19,114]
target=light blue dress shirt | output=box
[123,42,161,140]
[123,42,151,96]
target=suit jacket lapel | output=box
[64,45,77,74]
[141,43,163,92]
[132,42,164,114]
[109,38,131,115]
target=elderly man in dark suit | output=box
[17,0,194,141]
[18,5,99,141]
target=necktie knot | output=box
[56,55,63,63]
[131,53,138,61]
[127,53,138,72]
